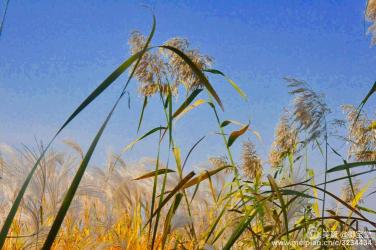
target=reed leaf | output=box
[267,175,289,240]
[137,96,148,132]
[161,193,183,249]
[122,126,167,152]
[204,68,247,100]
[227,124,249,147]
[134,168,175,180]
[223,212,256,250]
[182,165,231,190]
[145,171,195,228]
[327,160,376,173]
[172,88,203,118]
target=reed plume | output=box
[342,104,376,162]
[129,32,212,97]
[241,141,262,181]
[341,179,362,204]
[286,77,330,144]
[268,111,298,168]
[367,0,376,45]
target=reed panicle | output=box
[367,0,376,44]
[286,77,330,144]
[129,32,212,97]
[342,104,376,162]
[241,141,262,181]
[341,178,362,204]
[269,111,298,168]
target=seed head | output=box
[269,111,298,168]
[286,78,329,144]
[241,141,262,180]
[342,105,376,162]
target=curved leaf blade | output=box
[227,124,249,147]
[134,168,175,180]
[204,68,247,100]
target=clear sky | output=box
[0,0,375,175]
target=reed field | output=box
[0,1,376,250]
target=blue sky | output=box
[0,0,375,175]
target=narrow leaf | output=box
[327,161,376,173]
[268,175,289,240]
[137,96,148,132]
[227,124,249,147]
[122,126,167,152]
[223,213,256,250]
[134,168,175,180]
[161,193,183,248]
[204,68,247,100]
[182,165,231,190]
[174,99,206,121]
[172,88,203,118]
[145,171,195,227]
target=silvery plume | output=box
[342,104,376,162]
[286,77,330,144]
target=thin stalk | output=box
[159,91,198,243]
[148,136,162,245]
[321,125,328,243]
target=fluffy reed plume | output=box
[128,32,212,96]
[241,141,262,180]
[341,179,363,204]
[342,104,376,162]
[161,38,213,91]
[209,156,228,168]
[367,0,376,44]
[129,31,171,96]
[286,78,330,144]
[268,111,298,168]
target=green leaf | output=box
[174,99,206,121]
[355,81,376,124]
[134,168,175,180]
[279,189,322,200]
[145,171,195,228]
[137,96,148,132]
[227,124,249,147]
[223,213,256,250]
[356,205,376,215]
[205,206,226,243]
[318,169,376,186]
[161,193,183,249]
[0,0,10,38]
[327,161,376,173]
[182,165,231,190]
[168,86,173,147]
[182,136,206,171]
[268,175,289,240]
[204,68,247,100]
[122,126,167,152]
[172,88,203,118]
[220,120,231,127]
